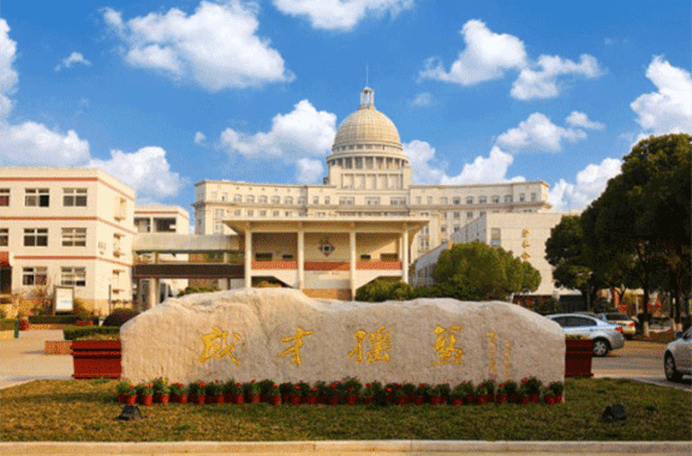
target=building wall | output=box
[0,167,135,315]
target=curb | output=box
[1,440,690,454]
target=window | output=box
[340,197,354,206]
[255,253,272,261]
[360,254,371,260]
[313,197,319,205]
[259,210,267,216]
[491,195,500,204]
[366,197,380,206]
[247,210,254,216]
[466,197,473,205]
[0,228,7,246]
[113,233,122,255]
[531,192,537,202]
[272,210,279,216]
[479,196,487,204]
[25,188,49,207]
[285,196,294,205]
[420,239,429,251]
[63,188,87,207]
[453,197,461,205]
[519,193,525,202]
[214,221,223,233]
[23,267,47,285]
[24,228,48,246]
[61,267,86,287]
[214,209,224,219]
[62,228,86,247]
[467,211,473,219]
[453,212,460,219]
[490,228,501,247]
[480,210,486,217]
[221,193,227,202]
[440,197,448,205]
[317,212,326,217]
[155,218,176,232]
[234,210,241,216]
[453,225,460,232]
[211,192,218,201]
[390,197,406,206]
[246,195,255,203]
[421,226,429,236]
[427,196,433,205]
[566,316,597,327]
[135,217,151,233]
[440,225,447,233]
[271,196,280,204]
[282,254,294,260]
[0,188,10,206]
[415,197,422,205]
[324,196,330,205]
[259,196,267,204]
[234,194,242,203]
[298,197,306,205]
[504,195,513,203]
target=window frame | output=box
[22,266,48,286]
[63,188,87,207]
[25,188,50,207]
[61,267,86,287]
[24,228,48,247]
[61,227,87,247]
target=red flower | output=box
[295,385,300,390]
[235,382,241,387]
[251,379,256,383]
[348,387,353,392]
[311,387,317,392]
[365,383,371,388]
[386,387,392,393]
[129,386,135,389]
[499,383,505,387]
[330,383,336,389]
[272,384,278,389]
[480,383,485,387]
[419,383,425,387]
[199,381,206,387]
[521,378,528,384]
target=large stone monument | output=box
[121,288,565,385]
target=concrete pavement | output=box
[0,329,73,389]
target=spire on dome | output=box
[359,87,374,110]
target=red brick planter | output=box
[71,340,121,379]
[565,339,594,377]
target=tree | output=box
[582,134,691,335]
[432,241,540,301]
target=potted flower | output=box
[436,383,451,404]
[289,384,302,406]
[526,377,542,403]
[267,383,281,406]
[326,382,341,405]
[314,381,329,404]
[116,381,131,403]
[279,382,294,404]
[244,379,260,404]
[460,381,475,405]
[259,379,274,403]
[450,383,466,406]
[305,385,318,405]
[495,383,509,404]
[474,382,489,405]
[231,382,244,404]
[504,380,518,403]
[171,382,188,404]
[518,379,530,404]
[414,383,431,405]
[402,383,416,402]
[343,378,362,405]
[548,381,564,404]
[208,379,224,404]
[223,379,237,403]
[482,379,496,402]
[189,380,207,405]
[125,384,138,406]
[296,381,310,404]
[153,378,171,404]
[140,382,154,406]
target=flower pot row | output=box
[117,377,565,407]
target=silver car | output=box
[664,328,692,382]
[597,312,637,339]
[547,313,626,356]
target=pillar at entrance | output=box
[244,229,252,289]
[349,230,356,300]
[402,225,409,284]
[297,229,304,289]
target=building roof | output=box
[330,87,404,157]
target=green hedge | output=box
[0,319,16,331]
[29,315,79,324]
[63,326,120,340]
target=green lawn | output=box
[1,378,689,442]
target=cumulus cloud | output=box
[566,111,605,130]
[630,56,692,135]
[419,20,526,85]
[273,0,414,31]
[55,52,91,71]
[404,140,446,184]
[496,113,587,152]
[88,147,184,202]
[103,1,293,91]
[420,20,603,100]
[220,99,337,161]
[549,157,622,211]
[511,54,603,100]
[0,121,90,166]
[296,158,324,184]
[410,92,434,107]
[194,131,207,145]
[441,146,523,185]
[0,18,18,119]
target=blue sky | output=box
[1,0,690,215]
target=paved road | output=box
[592,340,691,391]
[0,330,72,389]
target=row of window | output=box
[412,193,537,206]
[0,188,88,208]
[22,266,86,287]
[1,227,86,247]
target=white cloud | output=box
[441,146,523,185]
[88,147,184,202]
[511,54,603,100]
[566,111,605,130]
[220,99,336,161]
[296,158,324,183]
[419,19,527,85]
[410,92,433,107]
[404,140,446,184]
[549,157,622,211]
[273,0,414,31]
[103,1,293,91]
[194,131,207,145]
[495,112,587,153]
[55,52,91,71]
[0,121,90,166]
[0,18,18,119]
[630,56,692,135]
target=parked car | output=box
[547,313,625,356]
[597,313,637,339]
[664,328,692,382]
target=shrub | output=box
[28,315,79,324]
[177,286,219,297]
[0,319,15,331]
[356,279,414,302]
[103,309,139,327]
[63,326,119,340]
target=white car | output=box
[664,328,692,382]
[547,313,625,357]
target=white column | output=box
[146,279,156,310]
[402,225,409,284]
[244,228,252,289]
[349,230,356,300]
[297,228,305,290]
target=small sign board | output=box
[54,286,74,313]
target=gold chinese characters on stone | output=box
[200,326,242,365]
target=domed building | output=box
[189,87,552,300]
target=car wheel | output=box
[593,339,610,357]
[664,353,682,382]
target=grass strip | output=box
[1,378,689,442]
